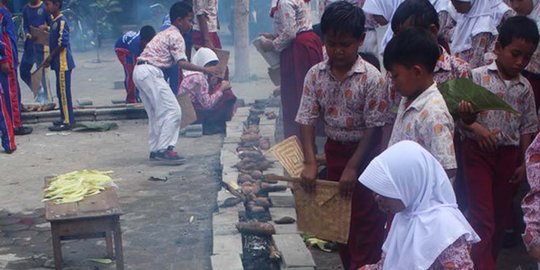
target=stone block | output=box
[224,136,241,144]
[270,207,297,221]
[211,254,243,270]
[283,268,314,270]
[235,107,250,116]
[213,234,243,255]
[273,234,316,268]
[269,191,295,208]
[222,171,239,184]
[271,222,299,235]
[213,211,240,236]
[217,189,236,205]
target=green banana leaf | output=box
[438,78,519,115]
[73,122,119,132]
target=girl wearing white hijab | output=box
[358,141,480,270]
[179,48,236,135]
[363,0,449,53]
[450,0,514,68]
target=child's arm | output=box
[265,1,297,52]
[340,127,378,198]
[22,7,31,39]
[177,60,220,76]
[296,68,321,193]
[510,134,533,184]
[195,0,213,49]
[43,19,69,68]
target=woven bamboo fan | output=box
[268,136,304,178]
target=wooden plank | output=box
[44,178,122,221]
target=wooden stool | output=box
[44,179,124,270]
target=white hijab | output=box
[363,0,404,54]
[358,141,480,270]
[183,48,219,77]
[450,0,507,54]
[364,0,447,54]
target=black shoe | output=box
[48,124,72,131]
[14,126,33,135]
[4,148,16,154]
[52,120,63,126]
[149,152,157,160]
[153,147,186,165]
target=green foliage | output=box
[438,78,519,115]
[89,0,122,38]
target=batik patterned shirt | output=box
[272,0,313,52]
[384,47,471,124]
[295,57,388,143]
[464,62,538,146]
[138,26,187,69]
[389,83,457,170]
[523,133,540,252]
[193,0,219,32]
[361,236,474,270]
[179,73,223,110]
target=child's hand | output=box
[472,125,500,152]
[339,167,357,198]
[25,33,33,41]
[0,62,10,74]
[260,33,275,40]
[204,66,221,76]
[204,40,215,50]
[509,164,526,184]
[529,246,540,262]
[260,39,274,52]
[42,57,52,68]
[220,80,231,91]
[300,163,318,193]
[458,100,477,125]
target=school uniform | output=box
[451,1,514,68]
[133,26,185,153]
[522,1,540,111]
[160,15,192,95]
[462,62,538,269]
[0,4,21,129]
[114,31,143,103]
[49,13,76,125]
[20,1,52,104]
[0,40,15,153]
[388,83,457,171]
[180,48,236,134]
[523,133,540,257]
[192,0,222,49]
[272,0,323,138]
[359,141,479,270]
[296,57,388,270]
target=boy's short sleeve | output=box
[416,105,457,170]
[58,19,70,48]
[363,71,389,128]
[169,32,187,63]
[520,85,538,135]
[295,66,321,126]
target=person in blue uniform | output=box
[0,40,15,154]
[20,0,52,104]
[43,0,75,131]
[114,25,156,103]
[0,1,32,135]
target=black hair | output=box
[45,0,62,9]
[170,1,193,23]
[498,16,540,48]
[321,1,365,39]
[391,0,439,33]
[383,27,439,72]
[359,52,381,71]
[140,25,156,42]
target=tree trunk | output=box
[234,0,250,81]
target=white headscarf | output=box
[451,0,506,54]
[358,141,480,270]
[363,0,404,54]
[364,0,447,53]
[183,48,219,77]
